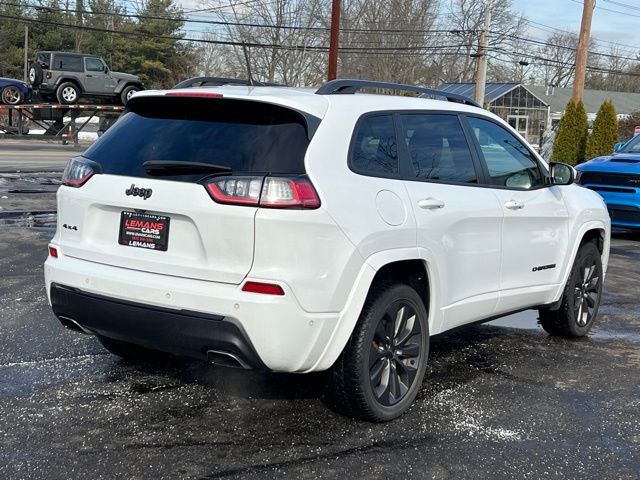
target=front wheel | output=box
[120,85,140,105]
[326,282,429,422]
[539,241,603,337]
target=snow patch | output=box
[429,386,527,441]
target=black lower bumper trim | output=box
[50,283,266,369]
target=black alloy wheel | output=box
[539,240,603,337]
[572,256,601,327]
[369,300,423,406]
[326,282,429,422]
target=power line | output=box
[0,10,476,54]
[497,31,640,63]
[571,0,640,18]
[0,0,458,36]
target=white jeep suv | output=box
[45,79,610,422]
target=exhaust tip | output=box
[207,349,252,369]
[58,315,93,335]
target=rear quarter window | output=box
[82,96,314,182]
[350,114,399,176]
[51,54,83,72]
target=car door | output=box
[398,112,503,331]
[463,115,570,313]
[83,57,112,94]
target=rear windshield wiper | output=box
[143,161,232,176]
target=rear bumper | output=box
[44,253,339,372]
[50,283,266,369]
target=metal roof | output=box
[526,85,640,115]
[438,83,523,104]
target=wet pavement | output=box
[0,144,639,479]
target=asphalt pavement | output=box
[0,142,639,479]
[0,141,80,173]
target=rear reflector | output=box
[48,245,58,258]
[242,281,285,295]
[165,91,223,98]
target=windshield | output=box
[620,135,640,154]
[83,96,314,182]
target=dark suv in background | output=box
[29,51,143,105]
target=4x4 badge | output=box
[125,184,152,200]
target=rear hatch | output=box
[57,94,316,284]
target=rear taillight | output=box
[261,177,320,209]
[204,176,320,209]
[48,245,58,258]
[46,71,52,79]
[62,157,99,187]
[205,176,263,206]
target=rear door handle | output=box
[86,75,93,77]
[504,200,525,210]
[418,198,445,210]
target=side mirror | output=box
[548,162,575,186]
[614,142,624,152]
[104,66,109,73]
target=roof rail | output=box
[172,76,284,89]
[315,79,481,108]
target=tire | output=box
[539,241,603,337]
[326,282,429,422]
[28,62,43,86]
[120,85,140,105]
[1,86,23,105]
[56,82,80,104]
[97,335,169,362]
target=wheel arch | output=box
[56,77,84,93]
[308,249,439,372]
[115,82,142,94]
[549,221,610,307]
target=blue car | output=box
[0,77,31,105]
[577,136,640,230]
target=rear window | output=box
[52,54,83,72]
[83,97,314,181]
[36,52,50,69]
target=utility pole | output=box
[327,0,341,81]
[23,24,28,83]
[474,0,492,106]
[572,0,595,102]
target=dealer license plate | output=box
[118,211,170,251]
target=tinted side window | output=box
[467,116,543,189]
[351,115,398,176]
[85,58,104,72]
[400,114,477,183]
[52,54,83,72]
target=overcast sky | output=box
[511,0,640,49]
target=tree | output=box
[551,100,589,165]
[0,3,28,78]
[618,111,640,141]
[586,100,618,159]
[436,0,526,85]
[125,0,197,88]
